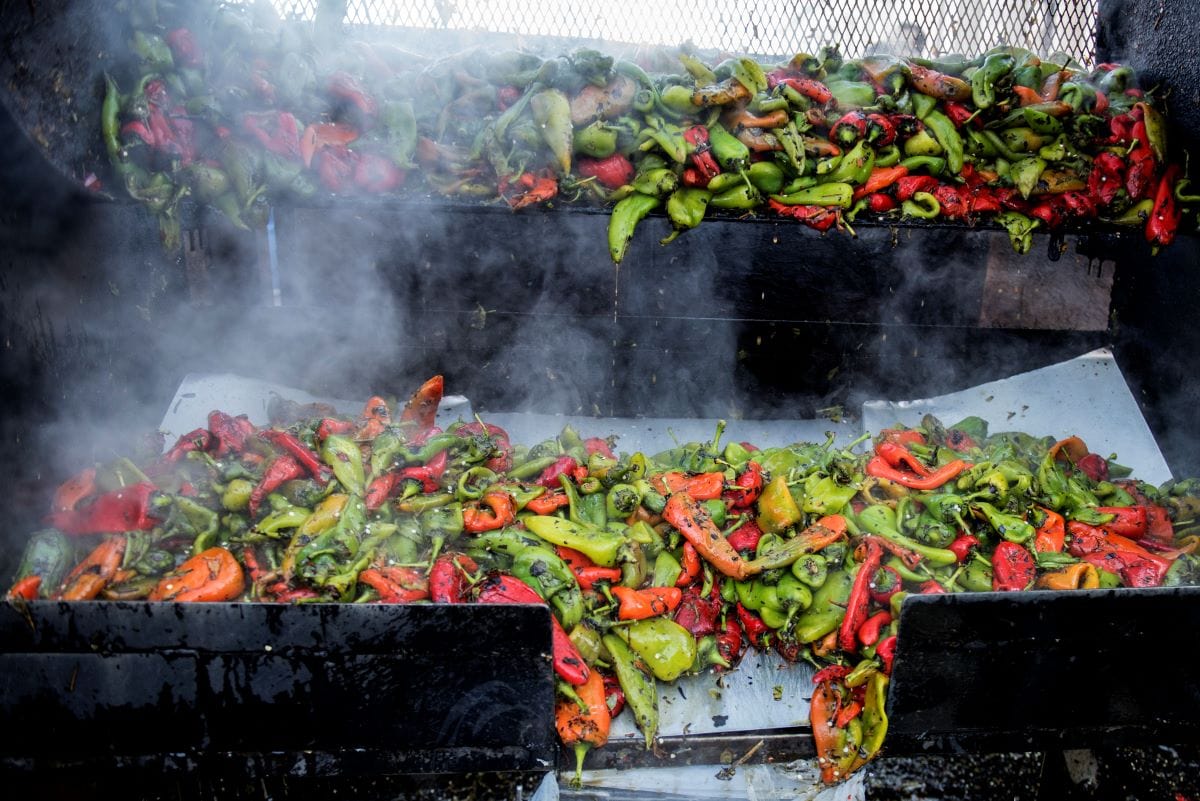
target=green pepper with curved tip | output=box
[608,192,660,264]
[898,155,947,175]
[874,143,901,167]
[530,87,573,175]
[972,501,1035,544]
[857,504,958,566]
[709,183,763,210]
[996,211,1039,255]
[971,53,1015,109]
[603,633,658,749]
[525,515,626,566]
[901,191,940,219]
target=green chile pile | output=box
[103,2,1195,258]
[9,375,1200,785]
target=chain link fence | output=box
[270,0,1097,63]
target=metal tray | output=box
[0,601,557,778]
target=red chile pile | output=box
[101,3,1195,260]
[9,375,1200,785]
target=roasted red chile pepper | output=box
[260,429,331,480]
[47,483,159,535]
[735,602,771,648]
[726,519,764,553]
[163,428,212,462]
[991,541,1036,591]
[839,538,884,650]
[1096,505,1149,539]
[865,457,968,490]
[857,610,892,647]
[578,154,635,189]
[359,565,429,603]
[868,564,903,603]
[949,534,981,562]
[1147,164,1182,248]
[209,410,256,456]
[723,461,764,509]
[248,455,305,517]
[683,125,721,181]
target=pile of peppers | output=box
[9,374,1200,786]
[102,2,1196,256]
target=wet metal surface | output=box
[0,601,557,776]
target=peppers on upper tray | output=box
[100,4,1195,260]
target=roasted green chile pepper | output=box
[608,192,660,264]
[794,567,854,642]
[791,553,828,588]
[857,504,958,566]
[621,617,697,681]
[971,53,1015,109]
[321,435,365,497]
[769,182,853,208]
[661,187,711,244]
[707,123,751,171]
[709,182,763,210]
[525,515,626,566]
[603,632,658,748]
[901,191,940,219]
[920,110,963,175]
[12,530,74,597]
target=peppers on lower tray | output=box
[9,375,1200,785]
[101,3,1195,257]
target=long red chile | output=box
[839,538,884,652]
[259,429,331,480]
[249,455,305,517]
[46,482,159,535]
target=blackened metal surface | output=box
[0,0,112,190]
[1109,232,1200,480]
[864,752,1043,801]
[886,588,1200,754]
[0,600,557,776]
[1097,0,1200,154]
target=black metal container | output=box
[3,1,1200,797]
